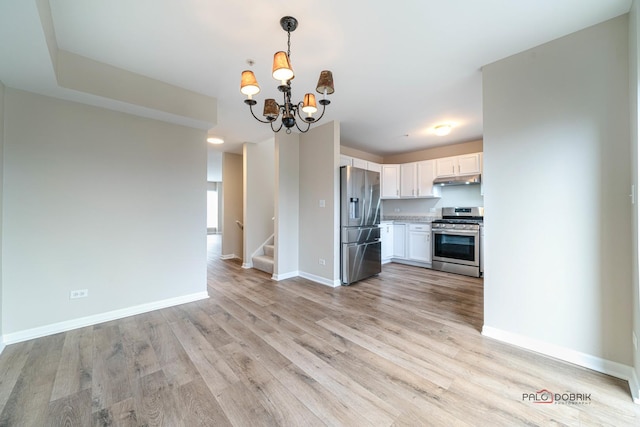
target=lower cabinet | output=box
[380,222,394,263]
[407,224,431,263]
[393,224,406,258]
[387,222,432,267]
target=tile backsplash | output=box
[381,184,483,216]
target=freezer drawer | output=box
[341,241,382,285]
[341,226,381,244]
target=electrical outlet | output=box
[318,258,326,265]
[70,289,89,299]
[394,208,400,212]
[634,332,638,351]
[319,199,326,208]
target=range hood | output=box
[433,174,481,186]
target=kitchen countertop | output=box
[381,216,440,223]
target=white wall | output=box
[222,152,243,259]
[299,121,340,286]
[2,89,207,337]
[243,139,275,265]
[629,0,640,400]
[207,150,222,182]
[483,16,632,369]
[274,132,300,278]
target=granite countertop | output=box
[381,215,440,223]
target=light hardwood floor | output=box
[0,235,639,426]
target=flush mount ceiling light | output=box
[434,124,452,136]
[240,16,334,134]
[207,137,224,144]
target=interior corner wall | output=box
[274,132,300,277]
[299,121,340,285]
[0,81,5,344]
[222,152,243,259]
[630,0,640,397]
[483,15,632,368]
[243,139,275,265]
[2,89,207,337]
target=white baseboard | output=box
[220,254,238,260]
[482,325,637,401]
[299,271,341,288]
[242,262,252,269]
[0,342,5,356]
[2,291,210,345]
[272,271,299,281]
[630,369,640,404]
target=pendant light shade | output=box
[263,99,279,119]
[316,70,335,95]
[272,51,294,82]
[302,93,317,114]
[240,70,260,97]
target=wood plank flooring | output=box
[0,234,639,425]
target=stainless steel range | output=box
[431,207,483,278]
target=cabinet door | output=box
[367,161,381,173]
[407,226,431,262]
[393,224,406,258]
[435,157,457,177]
[416,160,437,197]
[381,223,394,260]
[352,157,368,169]
[457,153,481,175]
[339,155,353,167]
[400,163,417,197]
[381,165,400,198]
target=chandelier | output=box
[240,16,334,134]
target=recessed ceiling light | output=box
[434,124,452,136]
[207,137,224,144]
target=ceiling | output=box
[0,1,632,156]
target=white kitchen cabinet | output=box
[400,163,417,197]
[392,223,406,258]
[399,160,439,198]
[380,222,394,263]
[367,161,381,173]
[339,155,353,167]
[416,160,439,197]
[435,152,482,177]
[381,164,400,198]
[458,153,482,175]
[352,157,368,169]
[435,156,458,177]
[407,223,431,263]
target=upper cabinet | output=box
[398,160,440,198]
[339,155,353,167]
[381,164,400,198]
[435,153,482,177]
[341,155,382,173]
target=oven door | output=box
[432,228,479,267]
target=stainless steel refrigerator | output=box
[340,165,382,285]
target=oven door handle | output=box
[432,229,479,236]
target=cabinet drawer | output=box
[409,224,430,231]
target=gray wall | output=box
[243,139,275,264]
[299,121,340,285]
[483,16,632,367]
[0,81,4,343]
[630,0,640,394]
[274,132,300,278]
[222,152,243,259]
[2,89,207,336]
